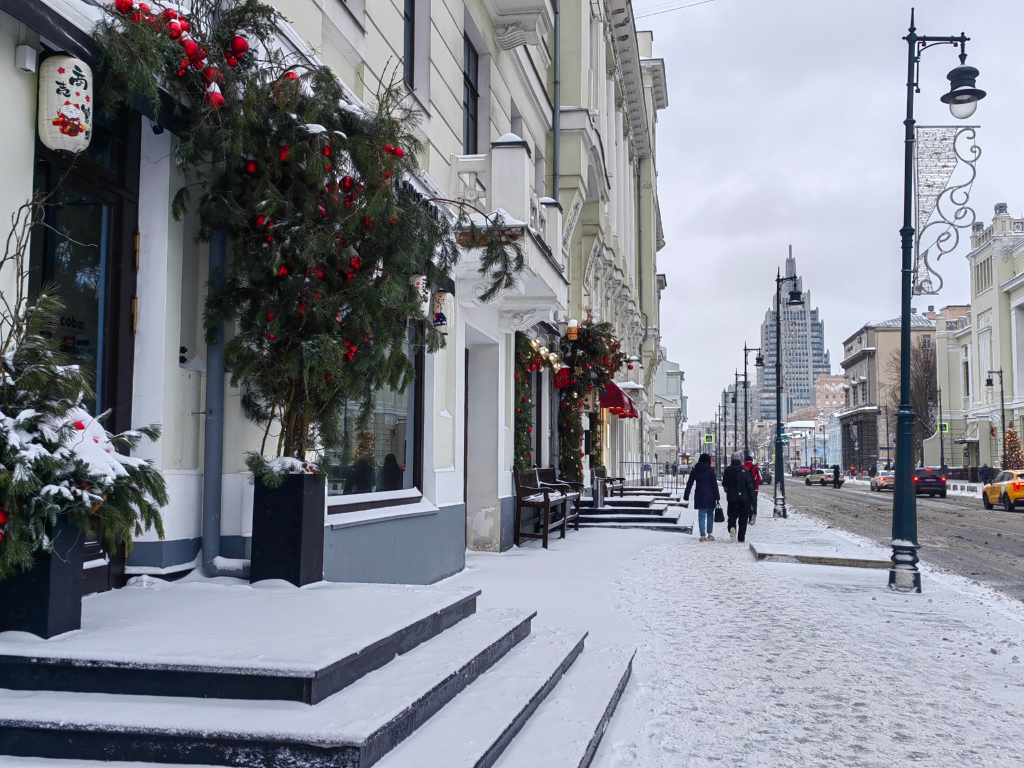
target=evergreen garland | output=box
[1005,427,1024,470]
[556,321,627,483]
[0,200,166,578]
[94,0,523,484]
[513,332,537,470]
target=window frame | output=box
[463,34,480,155]
[403,0,416,90]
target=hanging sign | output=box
[433,290,453,335]
[566,319,579,341]
[38,56,93,153]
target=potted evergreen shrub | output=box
[0,200,166,638]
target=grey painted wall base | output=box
[127,538,200,569]
[499,496,516,552]
[220,536,250,560]
[323,504,466,584]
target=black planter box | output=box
[249,473,325,587]
[0,515,84,638]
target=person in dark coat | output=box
[683,453,720,541]
[721,451,756,542]
[832,464,841,489]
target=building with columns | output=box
[0,0,672,587]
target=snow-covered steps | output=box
[374,628,587,768]
[0,580,479,704]
[0,609,535,766]
[580,521,691,533]
[579,510,681,526]
[494,645,635,768]
[580,506,669,517]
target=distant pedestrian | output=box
[744,453,762,521]
[869,464,877,478]
[832,464,840,489]
[980,463,992,485]
[722,452,756,543]
[684,453,720,542]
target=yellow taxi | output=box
[982,470,1024,511]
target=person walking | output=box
[722,451,755,543]
[683,453,720,542]
[743,453,762,521]
[832,464,841,489]
[980,463,992,486]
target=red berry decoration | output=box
[383,170,392,180]
[363,216,375,229]
[230,36,249,55]
[277,265,288,277]
[383,144,393,154]
[279,145,290,162]
[299,304,307,315]
[244,159,258,175]
[393,146,405,158]
[115,0,133,13]
[254,214,268,228]
[316,267,326,279]
[267,333,275,341]
[266,310,275,322]
[349,255,361,269]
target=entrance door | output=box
[29,110,141,593]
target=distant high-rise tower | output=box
[757,250,831,421]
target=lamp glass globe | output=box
[949,98,978,120]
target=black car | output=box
[913,467,947,498]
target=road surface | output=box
[783,480,1024,601]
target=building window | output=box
[463,35,480,154]
[403,0,415,89]
[922,334,932,350]
[974,256,993,295]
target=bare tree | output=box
[885,338,937,466]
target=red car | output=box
[791,467,813,477]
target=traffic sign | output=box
[940,422,949,433]
[704,433,714,444]
[781,435,789,442]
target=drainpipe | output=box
[201,227,226,576]
[552,0,560,198]
[635,162,649,473]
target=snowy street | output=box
[447,495,1024,767]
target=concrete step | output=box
[580,522,692,533]
[494,645,634,768]
[0,609,536,768]
[580,506,667,516]
[580,511,680,525]
[374,628,587,768]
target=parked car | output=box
[870,471,895,491]
[761,469,772,485]
[792,467,813,478]
[982,469,1024,511]
[913,467,947,498]
[805,469,842,487]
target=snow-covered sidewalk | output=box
[446,496,1024,767]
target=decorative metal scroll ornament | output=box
[913,126,981,295]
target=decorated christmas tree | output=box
[0,199,166,578]
[95,0,523,484]
[1005,427,1024,470]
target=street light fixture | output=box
[773,264,803,518]
[744,343,763,460]
[890,10,985,594]
[986,370,1006,468]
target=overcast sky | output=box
[643,0,1024,424]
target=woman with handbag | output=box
[683,453,720,542]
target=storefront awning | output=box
[600,381,639,419]
[955,422,980,444]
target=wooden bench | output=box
[512,468,568,549]
[592,467,626,497]
[536,468,581,533]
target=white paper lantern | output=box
[38,56,93,153]
[409,274,431,317]
[433,290,454,335]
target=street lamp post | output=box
[891,10,986,593]
[773,266,804,518]
[986,371,1006,468]
[938,388,945,470]
[744,344,764,459]
[733,371,742,462]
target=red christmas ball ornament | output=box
[349,255,361,269]
[204,86,225,109]
[279,144,290,162]
[267,333,276,341]
[138,3,150,12]
[0,509,8,525]
[615,343,621,350]
[73,420,86,430]
[322,142,333,158]
[603,356,611,363]
[202,65,223,86]
[299,304,307,315]
[585,364,591,370]
[244,159,258,175]
[167,20,182,39]
[528,364,536,372]
[363,216,375,229]
[527,426,533,433]
[390,215,398,226]
[254,214,268,228]
[628,364,634,370]
[277,265,289,277]
[226,55,238,68]
[266,310,275,322]
[191,58,205,71]
[580,452,586,458]
[393,146,405,158]
[178,19,189,32]
[383,144,393,154]
[514,373,520,379]
[230,36,249,56]
[115,0,133,14]
[342,176,354,190]
[161,8,177,19]
[181,38,199,59]
[516,408,521,413]
[316,266,326,279]
[283,71,299,81]
[317,204,327,218]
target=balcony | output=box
[450,135,567,327]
